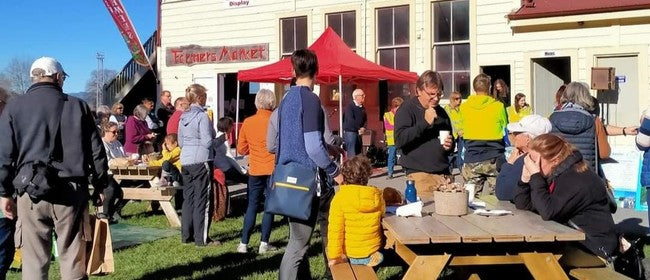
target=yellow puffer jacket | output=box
[327,184,385,259]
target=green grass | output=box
[7,201,403,280]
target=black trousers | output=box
[103,175,123,217]
[181,162,212,245]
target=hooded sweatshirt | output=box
[513,152,618,259]
[178,104,215,165]
[327,184,385,259]
[460,94,507,163]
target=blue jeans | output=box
[0,218,14,279]
[387,145,396,176]
[241,175,274,244]
[344,131,361,158]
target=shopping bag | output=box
[86,216,114,275]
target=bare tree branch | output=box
[84,69,118,109]
[4,57,32,94]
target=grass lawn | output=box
[7,200,404,280]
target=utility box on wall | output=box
[591,67,615,90]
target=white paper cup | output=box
[464,183,476,203]
[439,130,450,144]
[130,153,140,160]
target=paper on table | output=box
[396,201,423,217]
[473,209,512,216]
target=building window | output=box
[377,6,409,70]
[327,11,356,49]
[281,16,308,58]
[433,0,469,98]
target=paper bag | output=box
[86,216,114,275]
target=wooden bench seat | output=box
[569,267,632,280]
[331,263,378,280]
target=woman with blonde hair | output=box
[514,134,617,261]
[507,93,532,123]
[178,83,219,247]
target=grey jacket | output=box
[178,104,215,165]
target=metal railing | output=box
[103,31,157,104]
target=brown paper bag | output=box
[86,216,115,275]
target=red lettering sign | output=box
[166,44,269,66]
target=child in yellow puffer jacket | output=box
[327,156,385,267]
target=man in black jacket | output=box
[395,71,454,196]
[343,89,367,158]
[0,57,108,279]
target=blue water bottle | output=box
[405,180,417,203]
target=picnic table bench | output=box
[330,263,378,280]
[110,165,181,228]
[382,196,587,279]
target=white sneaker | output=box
[258,242,277,254]
[237,243,248,253]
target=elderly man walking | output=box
[0,57,108,280]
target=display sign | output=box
[166,44,269,66]
[601,149,642,209]
[225,0,252,7]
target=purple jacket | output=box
[124,116,151,154]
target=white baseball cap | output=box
[507,114,552,138]
[30,57,67,78]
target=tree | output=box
[0,73,12,94]
[4,57,32,94]
[84,69,118,109]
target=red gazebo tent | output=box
[237,27,418,138]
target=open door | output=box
[532,57,570,117]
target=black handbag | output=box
[265,97,319,220]
[614,238,645,280]
[12,95,65,201]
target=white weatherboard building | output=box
[157,0,650,148]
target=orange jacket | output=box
[327,184,385,259]
[237,109,275,176]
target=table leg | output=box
[403,255,451,280]
[520,253,569,280]
[159,201,181,228]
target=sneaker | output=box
[237,243,248,253]
[258,242,277,254]
[349,251,384,267]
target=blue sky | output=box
[0,0,157,93]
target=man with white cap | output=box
[495,114,552,201]
[0,57,108,279]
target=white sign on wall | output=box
[225,0,252,8]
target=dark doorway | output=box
[222,73,256,122]
[482,65,511,103]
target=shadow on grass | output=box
[137,252,284,279]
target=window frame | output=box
[326,10,357,51]
[432,0,470,97]
[280,16,308,58]
[376,5,410,70]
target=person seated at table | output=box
[212,117,248,185]
[495,115,551,201]
[146,133,182,188]
[125,104,156,155]
[100,122,131,223]
[514,134,618,262]
[327,156,385,267]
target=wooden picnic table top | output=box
[110,165,161,181]
[382,197,585,245]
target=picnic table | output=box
[110,165,181,228]
[382,196,586,279]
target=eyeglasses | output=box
[116,107,123,110]
[106,130,118,134]
[422,88,443,98]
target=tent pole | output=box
[235,81,241,156]
[338,75,343,162]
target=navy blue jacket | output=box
[495,156,524,201]
[343,102,367,133]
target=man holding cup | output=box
[395,71,454,197]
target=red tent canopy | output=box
[237,27,418,84]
